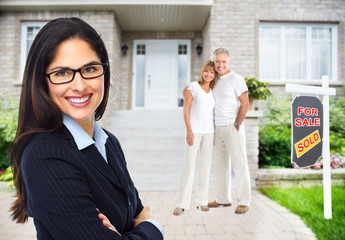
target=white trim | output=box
[331,26,338,82]
[1,0,213,6]
[18,21,46,84]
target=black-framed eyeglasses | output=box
[45,62,108,84]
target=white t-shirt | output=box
[188,81,215,133]
[213,71,248,126]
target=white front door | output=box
[133,40,190,109]
[146,41,177,108]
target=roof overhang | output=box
[0,0,213,31]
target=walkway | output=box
[0,186,315,240]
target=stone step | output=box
[116,135,185,148]
[112,127,185,138]
[108,109,187,190]
[110,109,184,127]
[122,147,185,160]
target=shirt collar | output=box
[63,114,108,150]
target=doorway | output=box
[133,40,190,108]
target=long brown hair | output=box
[198,60,218,89]
[10,17,111,223]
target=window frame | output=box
[18,21,46,84]
[259,22,338,84]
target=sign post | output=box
[286,76,336,219]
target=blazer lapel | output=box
[82,145,125,191]
[105,139,131,197]
[56,126,124,191]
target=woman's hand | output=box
[133,206,152,228]
[98,210,120,235]
[186,129,194,146]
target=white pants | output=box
[214,123,251,206]
[176,132,214,209]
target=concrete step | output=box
[108,109,187,190]
[116,136,185,148]
[113,126,185,138]
[110,109,184,127]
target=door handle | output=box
[148,75,151,89]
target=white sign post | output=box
[286,76,336,219]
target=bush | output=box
[259,126,291,167]
[0,95,18,170]
[0,166,14,187]
[245,77,272,100]
[259,96,292,168]
[330,96,345,156]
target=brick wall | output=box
[202,0,345,95]
[0,13,20,99]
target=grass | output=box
[260,184,345,240]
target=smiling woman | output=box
[46,38,105,136]
[10,17,163,240]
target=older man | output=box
[184,48,251,214]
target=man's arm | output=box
[235,91,250,131]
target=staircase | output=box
[107,109,187,191]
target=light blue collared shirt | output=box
[63,114,108,162]
[63,115,164,237]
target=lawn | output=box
[260,184,345,240]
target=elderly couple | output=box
[173,48,251,216]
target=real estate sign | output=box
[291,96,323,168]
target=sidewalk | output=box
[0,186,315,240]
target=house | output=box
[1,0,344,190]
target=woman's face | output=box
[202,66,215,84]
[46,38,104,125]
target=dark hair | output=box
[198,60,218,89]
[10,17,110,223]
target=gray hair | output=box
[213,48,229,57]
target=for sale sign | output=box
[292,96,323,168]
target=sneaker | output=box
[173,207,184,216]
[197,205,210,211]
[235,205,249,214]
[208,200,232,208]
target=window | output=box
[178,44,188,106]
[259,23,337,82]
[134,44,146,107]
[19,22,46,82]
[136,44,146,55]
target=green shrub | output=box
[330,96,345,137]
[330,134,345,157]
[329,96,345,156]
[0,166,14,186]
[259,126,292,167]
[0,95,18,170]
[259,96,292,167]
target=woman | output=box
[10,17,163,239]
[173,61,218,215]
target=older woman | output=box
[173,60,218,215]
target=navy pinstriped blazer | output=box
[21,125,163,240]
